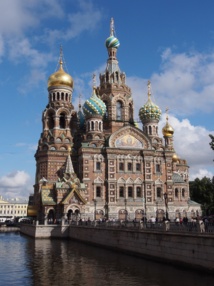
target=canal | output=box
[0,232,213,286]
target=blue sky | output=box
[0,0,214,199]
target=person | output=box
[165,219,170,231]
[198,218,205,233]
[150,216,156,228]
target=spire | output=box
[92,73,97,92]
[110,18,115,36]
[147,80,151,101]
[58,45,64,71]
[78,94,82,110]
[65,148,74,174]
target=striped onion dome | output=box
[105,18,120,49]
[83,89,106,117]
[139,81,161,123]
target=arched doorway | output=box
[156,209,164,222]
[119,209,128,221]
[96,210,104,221]
[135,209,144,221]
[67,208,80,222]
[48,209,55,224]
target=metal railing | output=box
[70,219,214,235]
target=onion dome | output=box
[162,121,174,137]
[48,48,73,89]
[139,81,161,123]
[105,18,120,49]
[83,88,106,117]
[172,153,179,162]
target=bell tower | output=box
[98,18,134,134]
[34,48,77,191]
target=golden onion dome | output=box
[162,122,174,137]
[172,153,179,162]
[48,60,73,89]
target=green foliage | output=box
[209,134,214,151]
[190,176,214,215]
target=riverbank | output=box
[0,226,20,232]
[20,223,214,274]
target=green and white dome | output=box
[83,89,106,117]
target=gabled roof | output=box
[61,188,87,205]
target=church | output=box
[28,19,201,223]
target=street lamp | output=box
[163,192,168,220]
[104,202,108,220]
[124,198,127,221]
[93,199,97,221]
[156,200,158,221]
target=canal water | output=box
[0,232,213,286]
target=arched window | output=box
[136,187,141,197]
[149,126,152,135]
[128,187,133,197]
[182,188,185,197]
[157,187,161,198]
[103,101,108,119]
[59,113,66,129]
[48,113,54,129]
[96,186,101,197]
[119,186,124,197]
[91,121,94,130]
[175,188,179,198]
[129,103,133,121]
[116,101,123,120]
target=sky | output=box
[0,0,214,199]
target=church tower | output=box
[98,18,134,134]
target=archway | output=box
[48,209,55,224]
[119,209,128,221]
[135,209,144,221]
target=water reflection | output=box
[0,233,214,286]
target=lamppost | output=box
[124,198,127,221]
[104,202,108,220]
[93,199,97,221]
[156,200,158,222]
[164,192,168,220]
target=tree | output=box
[189,176,214,216]
[209,134,214,151]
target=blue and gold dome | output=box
[139,81,161,123]
[105,18,120,49]
[83,89,106,117]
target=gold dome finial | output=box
[172,153,179,162]
[162,107,174,137]
[47,46,73,89]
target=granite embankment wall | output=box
[20,224,214,273]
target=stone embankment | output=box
[20,223,214,274]
[0,226,20,232]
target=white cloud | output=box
[189,169,213,181]
[0,171,30,188]
[151,48,214,115]
[44,0,102,44]
[0,171,33,199]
